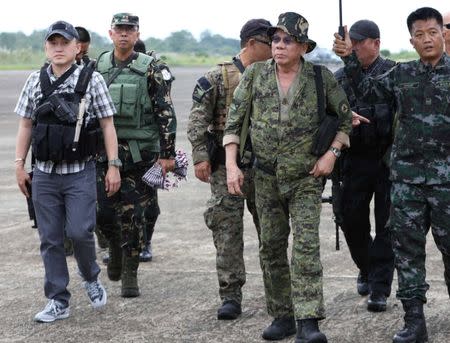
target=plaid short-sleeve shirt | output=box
[15,64,116,174]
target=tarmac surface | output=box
[0,67,449,343]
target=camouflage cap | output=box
[111,13,139,27]
[268,12,316,53]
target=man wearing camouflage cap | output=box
[95,12,177,298]
[224,12,352,342]
[187,18,272,320]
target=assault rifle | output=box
[26,156,37,229]
[321,162,344,250]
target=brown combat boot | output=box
[107,240,122,281]
[121,254,140,298]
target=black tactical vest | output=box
[335,56,396,156]
[31,62,101,163]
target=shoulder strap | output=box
[238,63,264,158]
[39,63,77,102]
[232,57,245,73]
[221,64,232,110]
[74,60,96,97]
[313,64,326,122]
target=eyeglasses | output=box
[253,38,271,47]
[271,35,296,45]
[445,23,450,29]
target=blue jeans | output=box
[32,161,100,306]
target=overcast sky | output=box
[1,0,448,53]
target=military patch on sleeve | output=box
[340,101,349,115]
[192,76,213,102]
[161,68,172,81]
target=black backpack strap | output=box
[75,60,96,97]
[39,63,77,102]
[232,56,246,73]
[313,65,325,122]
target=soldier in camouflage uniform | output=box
[96,13,176,298]
[224,12,352,342]
[334,7,450,343]
[187,18,272,320]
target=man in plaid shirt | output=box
[14,20,120,323]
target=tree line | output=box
[0,29,239,57]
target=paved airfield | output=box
[0,67,448,342]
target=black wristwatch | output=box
[329,146,341,158]
[108,158,123,168]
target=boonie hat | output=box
[349,20,380,41]
[268,12,316,53]
[45,21,79,41]
[111,13,139,27]
[240,19,272,41]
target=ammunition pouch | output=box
[350,104,392,154]
[32,113,101,163]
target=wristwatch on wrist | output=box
[108,158,122,168]
[329,146,341,158]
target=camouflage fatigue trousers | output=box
[390,182,450,302]
[255,170,325,320]
[203,164,260,304]
[96,162,160,257]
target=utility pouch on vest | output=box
[311,65,340,157]
[356,106,377,148]
[374,103,391,137]
[32,123,49,161]
[48,94,77,123]
[35,102,53,120]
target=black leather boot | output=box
[357,272,369,296]
[393,298,428,343]
[262,316,296,340]
[139,241,152,262]
[217,300,242,320]
[121,254,140,298]
[295,319,327,343]
[107,240,122,281]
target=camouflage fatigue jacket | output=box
[343,52,450,185]
[224,58,352,187]
[187,57,242,165]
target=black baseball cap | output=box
[349,20,380,41]
[45,21,79,41]
[240,18,272,41]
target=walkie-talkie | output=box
[338,0,345,39]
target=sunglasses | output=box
[271,35,296,45]
[253,38,271,47]
[445,23,450,29]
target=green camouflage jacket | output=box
[224,58,352,186]
[187,58,242,165]
[343,52,450,185]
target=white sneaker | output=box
[84,279,107,309]
[34,299,70,323]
